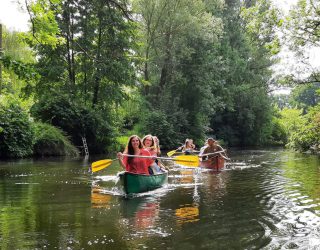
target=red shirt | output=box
[123,149,153,175]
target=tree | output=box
[289,83,320,113]
[23,0,138,152]
[208,0,280,146]
[133,0,224,145]
[0,26,36,97]
[284,0,320,84]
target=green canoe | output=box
[118,171,168,194]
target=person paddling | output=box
[117,135,154,175]
[142,135,166,174]
[199,138,227,161]
[181,138,196,155]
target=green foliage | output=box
[0,97,34,158]
[33,122,78,156]
[0,55,38,82]
[269,116,287,145]
[277,107,318,151]
[289,83,320,112]
[279,108,304,135]
[209,0,278,146]
[0,27,37,97]
[30,93,116,153]
[139,110,180,149]
[23,0,64,47]
[133,0,224,145]
[116,135,129,151]
[0,0,292,156]
[284,0,320,84]
[282,106,320,152]
[286,0,320,48]
[26,0,137,107]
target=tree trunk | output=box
[92,11,103,107]
[159,30,172,91]
[65,2,76,89]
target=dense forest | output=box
[0,0,319,158]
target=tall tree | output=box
[24,0,137,152]
[133,0,224,145]
[209,0,280,146]
[25,0,137,108]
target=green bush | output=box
[33,122,79,156]
[31,93,116,154]
[286,107,320,152]
[269,117,287,145]
[0,98,33,158]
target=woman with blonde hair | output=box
[181,138,196,155]
[142,135,165,174]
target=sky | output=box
[0,0,29,32]
[0,0,300,33]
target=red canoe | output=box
[200,156,225,170]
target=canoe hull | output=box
[200,156,225,170]
[119,171,168,194]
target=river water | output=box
[1,148,320,249]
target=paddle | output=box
[167,146,182,157]
[91,154,199,173]
[91,159,117,172]
[124,154,200,167]
[167,148,200,157]
[200,150,231,161]
[200,150,225,157]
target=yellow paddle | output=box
[91,159,117,172]
[91,154,199,173]
[167,147,182,157]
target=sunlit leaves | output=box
[24,0,64,47]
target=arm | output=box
[117,152,126,169]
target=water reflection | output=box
[120,197,161,234]
[175,205,199,225]
[174,169,200,225]
[2,150,320,249]
[91,187,112,208]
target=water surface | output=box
[1,149,320,249]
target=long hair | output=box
[153,136,161,156]
[183,138,190,150]
[125,135,143,164]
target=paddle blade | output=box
[167,149,177,157]
[91,159,113,173]
[173,155,199,167]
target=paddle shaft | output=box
[200,150,230,161]
[200,150,225,157]
[123,154,185,161]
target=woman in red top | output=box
[117,135,153,175]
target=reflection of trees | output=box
[282,153,320,209]
[0,161,129,249]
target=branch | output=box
[108,0,133,21]
[24,0,42,44]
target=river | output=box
[1,148,320,249]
